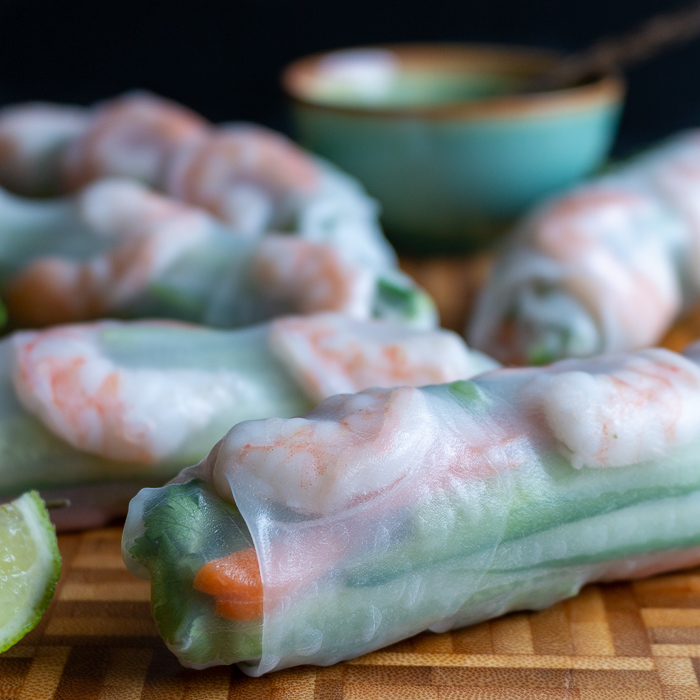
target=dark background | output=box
[0,0,698,155]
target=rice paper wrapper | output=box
[467,130,700,364]
[124,342,700,675]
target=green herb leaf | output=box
[130,480,262,665]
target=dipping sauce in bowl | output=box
[283,44,625,254]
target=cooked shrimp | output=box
[528,348,700,468]
[212,386,435,516]
[60,92,208,192]
[269,313,484,402]
[531,186,681,351]
[208,344,700,523]
[77,178,192,235]
[0,103,89,195]
[4,258,101,326]
[252,236,375,318]
[206,376,538,520]
[532,188,643,260]
[12,322,247,462]
[4,181,211,326]
[165,124,320,235]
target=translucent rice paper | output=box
[2,314,492,529]
[0,93,396,270]
[269,313,498,402]
[468,130,700,364]
[0,179,434,330]
[127,340,700,674]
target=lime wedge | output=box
[0,491,61,652]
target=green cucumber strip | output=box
[345,439,700,588]
[373,276,437,326]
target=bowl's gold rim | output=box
[281,43,625,120]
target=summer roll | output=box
[469,130,700,364]
[0,178,434,329]
[0,92,395,269]
[0,313,493,529]
[125,340,700,674]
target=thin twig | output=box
[527,2,700,92]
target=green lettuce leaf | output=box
[130,480,262,666]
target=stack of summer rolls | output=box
[120,121,700,673]
[0,92,493,529]
[0,93,436,329]
[5,91,700,676]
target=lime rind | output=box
[0,491,61,653]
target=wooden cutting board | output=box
[4,254,700,699]
[4,528,700,700]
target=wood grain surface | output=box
[3,254,700,699]
[5,528,700,700]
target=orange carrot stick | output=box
[214,598,263,622]
[194,526,351,622]
[194,547,263,621]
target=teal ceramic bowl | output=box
[282,44,625,254]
